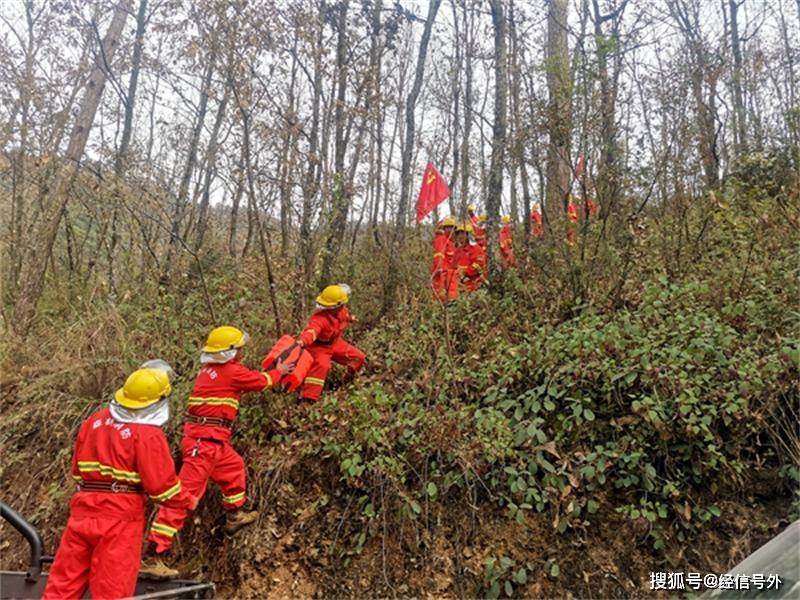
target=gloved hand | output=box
[275,358,295,376]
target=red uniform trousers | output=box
[432,268,458,301]
[148,436,245,553]
[43,513,143,600]
[300,339,365,402]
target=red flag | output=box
[416,162,450,223]
[575,154,585,179]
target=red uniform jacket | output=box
[70,408,195,521]
[455,243,485,280]
[531,210,543,238]
[431,232,455,273]
[567,201,579,224]
[585,198,599,218]
[185,360,281,442]
[299,307,353,347]
[469,215,486,247]
[500,224,515,267]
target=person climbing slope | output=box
[143,326,292,579]
[467,205,487,248]
[566,195,579,245]
[298,284,365,403]
[431,216,458,301]
[43,361,198,600]
[500,215,516,268]
[453,223,486,292]
[531,202,544,238]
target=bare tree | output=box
[486,0,508,283]
[545,0,572,225]
[11,0,133,336]
[382,0,443,313]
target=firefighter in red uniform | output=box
[467,205,487,248]
[585,196,600,219]
[454,223,486,292]
[431,216,458,301]
[531,202,543,238]
[143,327,291,578]
[298,284,365,403]
[43,361,198,599]
[566,195,579,245]
[499,215,516,268]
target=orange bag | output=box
[261,335,313,392]
[262,335,296,370]
[280,349,313,392]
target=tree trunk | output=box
[592,0,628,219]
[728,0,747,157]
[162,47,217,278]
[294,5,325,325]
[382,0,443,313]
[11,0,132,337]
[319,0,350,287]
[460,0,475,218]
[545,0,572,225]
[194,77,231,251]
[487,0,508,284]
[228,140,246,256]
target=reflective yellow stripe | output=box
[303,328,318,342]
[304,377,325,386]
[187,396,239,409]
[261,372,273,387]
[150,481,181,502]
[222,491,245,504]
[72,475,82,481]
[77,461,141,483]
[150,522,178,537]
[433,252,445,258]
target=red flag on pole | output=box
[415,162,450,223]
[574,154,585,179]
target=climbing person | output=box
[500,215,516,268]
[297,284,365,404]
[566,195,579,245]
[584,195,600,219]
[467,205,487,248]
[42,361,198,600]
[531,202,544,238]
[143,327,292,579]
[454,222,486,292]
[431,216,458,301]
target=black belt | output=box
[195,436,223,446]
[314,338,334,346]
[185,414,234,429]
[79,480,144,494]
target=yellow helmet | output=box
[477,214,487,223]
[467,204,476,213]
[202,326,248,353]
[114,368,171,410]
[316,284,349,308]
[456,222,473,233]
[501,215,511,224]
[440,216,457,228]
[532,202,541,212]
